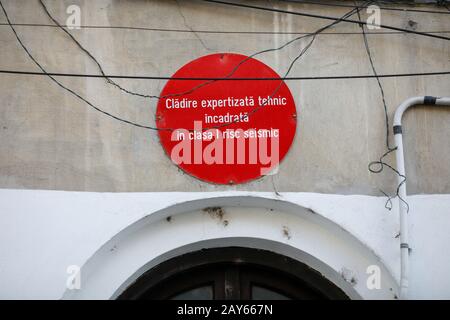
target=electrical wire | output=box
[1,0,448,136]
[376,0,448,5]
[171,2,370,130]
[357,8,392,151]
[0,0,161,130]
[1,23,449,35]
[0,0,319,131]
[443,1,450,11]
[37,0,371,104]
[38,0,450,101]
[354,3,409,211]
[281,0,450,15]
[37,0,316,101]
[37,0,359,101]
[1,69,449,80]
[1,22,449,35]
[0,0,353,131]
[202,0,450,41]
[0,0,363,131]
[38,0,157,99]
[36,0,450,103]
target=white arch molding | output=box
[62,196,399,300]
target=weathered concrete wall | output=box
[0,0,449,194]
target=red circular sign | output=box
[156,53,297,184]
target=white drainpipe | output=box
[393,96,450,300]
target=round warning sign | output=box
[156,53,297,185]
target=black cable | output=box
[1,22,449,35]
[1,69,449,80]
[0,0,161,131]
[2,0,447,135]
[36,0,361,102]
[369,149,409,211]
[357,8,392,151]
[37,0,450,102]
[0,0,336,131]
[202,0,450,41]
[161,4,361,130]
[0,0,362,132]
[207,1,372,130]
[0,0,354,131]
[281,0,450,14]
[38,0,157,99]
[36,0,325,102]
[355,3,409,211]
[377,0,449,5]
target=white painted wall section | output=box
[0,189,449,299]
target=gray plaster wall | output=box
[0,0,449,194]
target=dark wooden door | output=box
[118,247,348,300]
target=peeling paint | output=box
[203,206,225,221]
[282,226,291,240]
[407,19,418,30]
[340,267,357,286]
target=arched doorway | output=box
[118,247,349,300]
[62,195,398,300]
